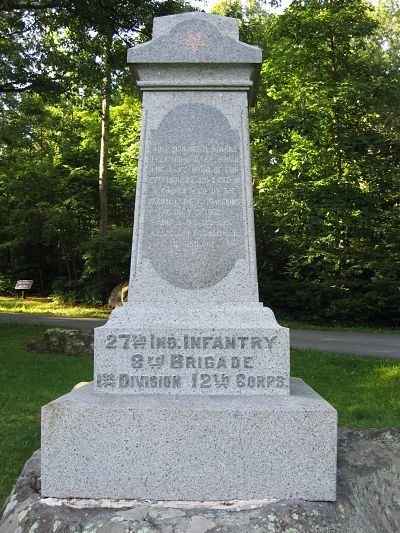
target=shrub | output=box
[80,227,132,303]
[259,279,400,327]
[0,274,15,295]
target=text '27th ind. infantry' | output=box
[105,334,278,352]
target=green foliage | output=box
[0,7,66,98]
[210,0,244,18]
[0,1,399,322]
[260,279,400,325]
[80,227,132,302]
[51,226,132,303]
[0,93,97,291]
[0,90,140,298]
[0,0,192,97]
[0,275,14,295]
[0,0,191,302]
[250,0,400,324]
[109,94,142,226]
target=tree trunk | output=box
[98,36,112,236]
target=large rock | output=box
[1,428,399,532]
[26,328,94,356]
[108,282,128,310]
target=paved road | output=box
[0,312,106,329]
[0,312,399,358]
[290,329,400,359]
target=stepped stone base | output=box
[2,429,399,533]
[40,378,336,501]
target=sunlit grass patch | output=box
[373,364,400,383]
[0,296,109,318]
[292,348,400,428]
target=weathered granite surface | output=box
[2,428,399,533]
[26,329,93,356]
[41,379,336,501]
[95,321,290,396]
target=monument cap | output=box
[127,12,262,65]
[127,12,262,106]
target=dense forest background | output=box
[0,0,399,325]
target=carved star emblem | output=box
[181,30,206,55]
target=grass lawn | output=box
[0,322,399,506]
[0,296,109,318]
[0,323,93,506]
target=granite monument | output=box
[41,12,337,502]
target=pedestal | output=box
[41,378,337,501]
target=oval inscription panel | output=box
[143,103,245,290]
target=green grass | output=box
[0,323,399,506]
[292,348,400,427]
[0,323,93,506]
[0,296,109,318]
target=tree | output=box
[0,3,64,97]
[250,0,400,323]
[0,1,187,296]
[1,0,191,236]
[42,1,191,235]
[0,84,144,295]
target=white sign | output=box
[15,280,33,290]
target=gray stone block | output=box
[94,318,290,395]
[152,12,240,40]
[98,19,287,396]
[126,91,260,305]
[3,429,399,533]
[41,378,337,501]
[95,302,290,397]
[26,328,93,356]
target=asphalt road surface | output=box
[289,328,400,359]
[1,312,399,358]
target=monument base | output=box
[41,378,337,501]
